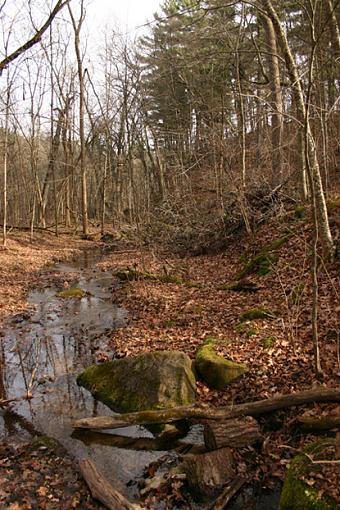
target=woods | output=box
[0,1,338,243]
[0,1,339,509]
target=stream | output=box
[0,249,281,509]
[0,249,177,499]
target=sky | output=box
[85,0,163,37]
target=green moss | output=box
[236,236,290,280]
[289,283,305,305]
[57,287,86,298]
[327,194,340,212]
[195,342,247,390]
[77,351,196,413]
[280,440,337,510]
[183,280,201,288]
[114,267,200,287]
[32,435,60,452]
[261,336,276,348]
[240,307,277,321]
[203,336,218,345]
[9,261,23,272]
[163,320,179,328]
[235,323,259,337]
[224,280,260,292]
[294,205,306,219]
[114,268,156,282]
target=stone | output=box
[279,440,337,510]
[195,341,247,390]
[77,350,196,413]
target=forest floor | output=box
[0,200,339,509]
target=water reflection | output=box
[0,250,165,493]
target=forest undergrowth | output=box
[0,199,339,509]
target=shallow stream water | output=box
[0,249,173,497]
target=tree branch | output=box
[0,0,70,76]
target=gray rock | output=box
[195,341,247,390]
[77,350,196,412]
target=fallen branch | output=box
[73,387,340,430]
[206,477,246,510]
[72,429,183,451]
[79,459,142,510]
[298,415,340,432]
[0,393,33,407]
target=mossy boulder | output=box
[240,307,277,321]
[57,287,86,298]
[218,279,260,292]
[280,440,337,510]
[77,350,196,413]
[195,341,247,390]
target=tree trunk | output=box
[259,0,334,260]
[68,2,88,236]
[180,447,235,499]
[203,416,262,450]
[261,12,284,185]
[325,0,340,55]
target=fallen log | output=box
[204,416,262,450]
[298,415,340,432]
[72,429,183,451]
[206,477,246,510]
[79,459,141,510]
[73,387,340,430]
[179,447,235,499]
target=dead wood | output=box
[204,416,262,450]
[206,476,246,510]
[72,429,182,451]
[298,415,340,432]
[79,458,141,510]
[73,387,340,430]
[180,447,235,499]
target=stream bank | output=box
[0,248,176,507]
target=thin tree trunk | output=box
[261,12,284,185]
[259,0,334,261]
[68,2,88,236]
[2,85,9,248]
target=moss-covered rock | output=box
[77,350,196,413]
[195,340,247,390]
[57,287,86,298]
[240,307,277,321]
[280,440,337,510]
[261,336,276,348]
[223,280,260,292]
[114,267,200,287]
[235,236,289,279]
[114,267,156,282]
[235,323,259,337]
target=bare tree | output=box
[68,0,88,236]
[0,0,70,76]
[259,0,334,261]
